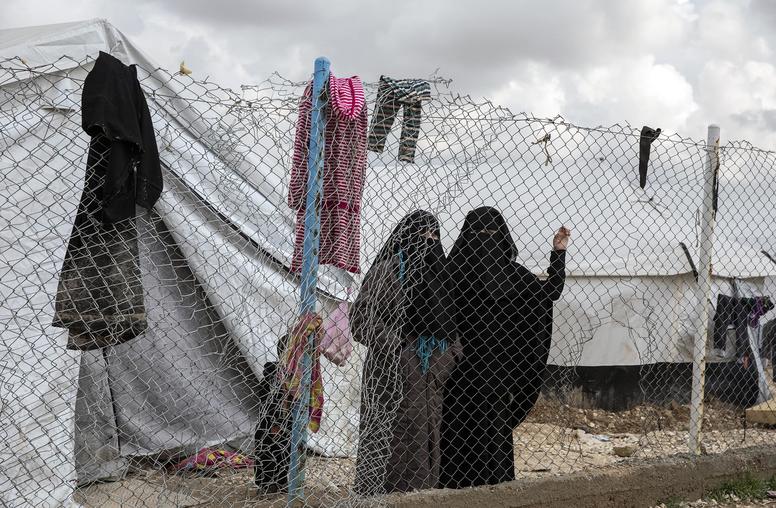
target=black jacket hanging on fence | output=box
[638,126,661,188]
[440,207,566,489]
[82,51,163,218]
[53,51,163,351]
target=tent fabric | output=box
[3,18,776,508]
[74,208,265,484]
[0,110,83,507]
[548,275,776,367]
[0,19,360,507]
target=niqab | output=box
[440,206,566,489]
[374,210,454,341]
[353,210,462,495]
[448,206,519,299]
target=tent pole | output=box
[287,56,330,505]
[688,124,720,455]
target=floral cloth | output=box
[279,313,325,433]
[173,448,253,475]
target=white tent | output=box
[3,17,776,508]
[0,19,360,507]
[358,138,776,369]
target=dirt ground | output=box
[528,395,746,433]
[512,395,771,476]
[75,397,776,507]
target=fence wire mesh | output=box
[2,54,776,507]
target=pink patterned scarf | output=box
[173,448,253,475]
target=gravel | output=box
[76,397,776,506]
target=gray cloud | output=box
[750,0,776,25]
[2,0,776,147]
[731,110,776,131]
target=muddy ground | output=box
[74,397,776,507]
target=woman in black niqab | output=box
[439,206,568,489]
[374,211,452,342]
[352,210,462,495]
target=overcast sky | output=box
[3,0,776,148]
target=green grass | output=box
[656,473,776,507]
[706,472,776,502]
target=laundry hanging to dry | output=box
[638,125,661,188]
[53,51,163,351]
[367,76,431,164]
[288,73,367,274]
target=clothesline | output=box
[149,101,712,149]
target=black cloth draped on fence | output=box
[53,51,162,350]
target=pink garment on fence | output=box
[321,301,353,366]
[329,74,365,119]
[288,79,367,274]
[278,313,325,433]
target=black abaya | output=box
[53,51,163,350]
[440,207,566,489]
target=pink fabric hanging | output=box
[329,74,365,119]
[288,78,367,274]
[321,301,353,366]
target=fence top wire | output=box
[0,54,720,150]
[5,52,776,284]
[5,52,776,157]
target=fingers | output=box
[554,226,571,251]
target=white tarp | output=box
[360,145,776,368]
[549,275,776,367]
[3,17,776,508]
[0,19,359,507]
[0,111,83,507]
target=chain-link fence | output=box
[2,53,776,508]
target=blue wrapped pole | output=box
[287,56,330,505]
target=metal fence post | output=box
[287,56,330,505]
[688,124,720,455]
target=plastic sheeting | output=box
[548,275,776,367]
[3,17,776,507]
[73,209,265,484]
[0,19,361,506]
[0,112,83,507]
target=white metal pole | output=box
[688,124,720,455]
